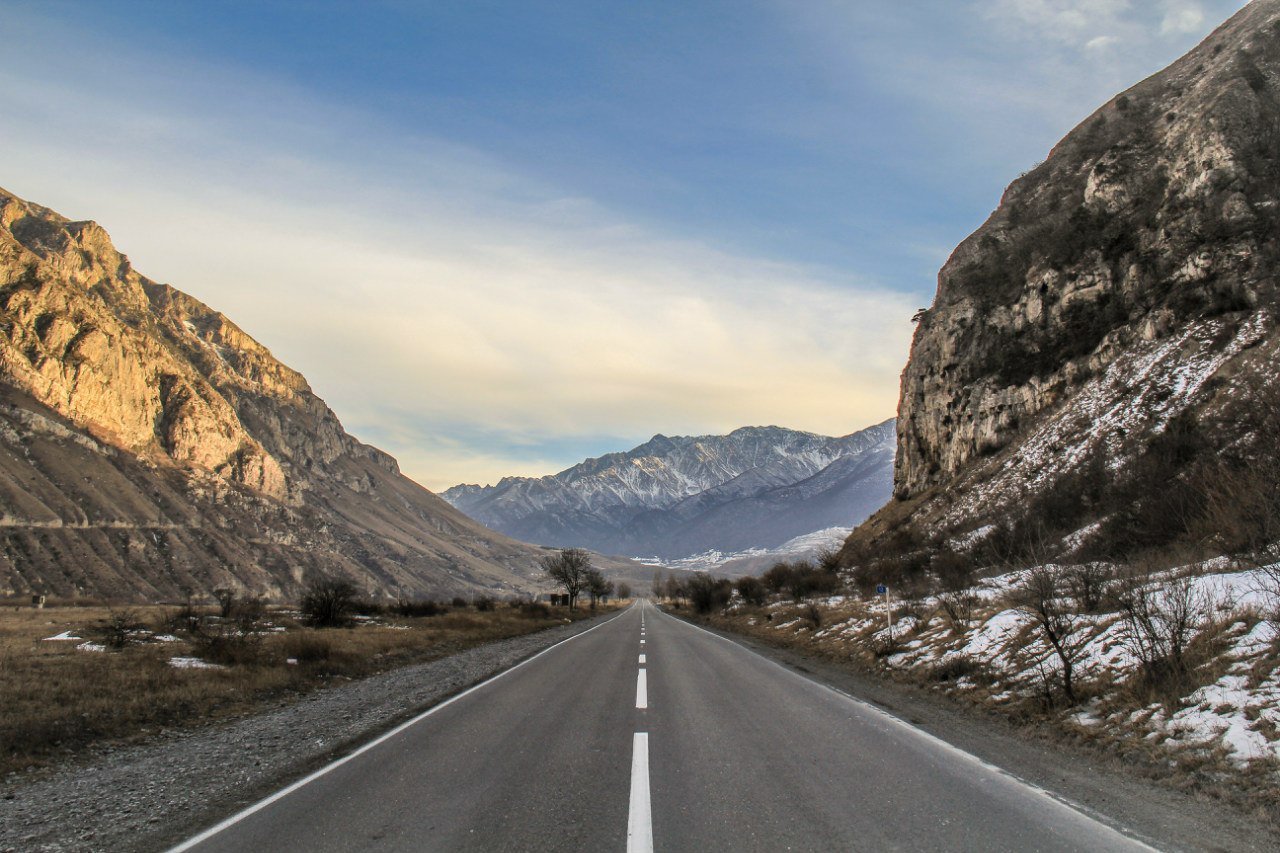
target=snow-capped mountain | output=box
[443,421,894,561]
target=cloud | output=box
[1162,5,1207,35]
[0,8,913,491]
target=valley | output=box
[4,1,1280,850]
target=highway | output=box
[170,600,1154,852]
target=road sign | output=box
[876,584,887,595]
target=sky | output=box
[0,0,1249,490]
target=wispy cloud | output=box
[0,8,913,491]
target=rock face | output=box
[0,187,553,601]
[849,1,1280,555]
[444,421,894,560]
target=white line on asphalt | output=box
[167,604,637,852]
[636,668,648,709]
[639,653,646,664]
[640,639,645,644]
[627,733,653,853]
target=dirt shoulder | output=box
[0,608,624,853]
[678,610,1279,853]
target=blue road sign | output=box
[876,584,887,595]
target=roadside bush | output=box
[192,619,263,666]
[519,600,552,618]
[937,589,979,628]
[803,602,822,629]
[395,598,446,618]
[687,574,733,614]
[764,559,841,601]
[450,596,468,609]
[281,632,332,664]
[926,655,984,684]
[104,609,141,649]
[1114,567,1214,703]
[214,587,237,619]
[1014,565,1088,704]
[1064,562,1113,613]
[734,575,766,607]
[473,595,496,612]
[300,574,359,628]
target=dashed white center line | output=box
[638,653,646,664]
[627,733,653,853]
[636,668,648,709]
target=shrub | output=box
[927,655,983,683]
[192,620,263,666]
[473,595,496,612]
[450,596,468,609]
[104,609,141,649]
[300,575,359,628]
[519,600,552,618]
[281,632,332,664]
[1065,562,1113,613]
[687,574,732,614]
[937,589,979,627]
[395,598,446,618]
[1114,567,1214,703]
[734,575,766,607]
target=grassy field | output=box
[0,598,615,778]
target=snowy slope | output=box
[443,421,894,560]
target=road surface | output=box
[171,600,1154,852]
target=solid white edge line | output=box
[635,668,648,709]
[167,603,638,852]
[627,732,653,853]
[651,606,1159,852]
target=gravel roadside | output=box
[0,609,625,853]
[683,613,1280,853]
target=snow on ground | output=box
[943,313,1269,529]
[168,656,224,670]
[42,630,82,641]
[755,559,1280,767]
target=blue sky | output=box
[0,0,1247,489]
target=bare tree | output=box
[541,548,593,611]
[213,587,237,619]
[651,569,666,599]
[616,582,632,600]
[1064,562,1113,613]
[300,574,358,627]
[585,568,613,609]
[1113,567,1212,698]
[1014,566,1087,704]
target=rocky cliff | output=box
[847,0,1280,560]
[445,421,894,560]
[0,186,554,601]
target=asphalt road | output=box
[171,600,1155,852]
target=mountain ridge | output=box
[444,420,894,560]
[843,0,1280,566]
[0,185,559,601]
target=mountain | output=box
[0,186,560,602]
[444,421,894,561]
[844,1,1280,565]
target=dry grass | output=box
[0,599,609,777]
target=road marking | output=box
[655,607,1159,851]
[636,668,648,708]
[640,639,645,645]
[166,604,636,852]
[639,653,646,664]
[627,733,653,853]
